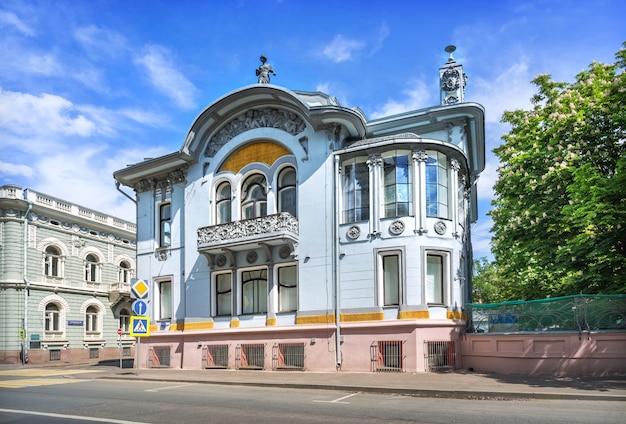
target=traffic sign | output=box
[131,278,149,299]
[130,316,150,337]
[117,328,122,336]
[132,299,148,316]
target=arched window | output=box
[45,303,60,333]
[241,174,267,219]
[382,151,412,218]
[85,305,99,333]
[342,156,370,223]
[216,181,232,224]
[278,167,297,217]
[119,308,131,334]
[44,245,62,277]
[118,260,132,284]
[85,254,100,282]
[425,151,449,219]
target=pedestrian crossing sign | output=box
[130,316,150,337]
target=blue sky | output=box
[1,0,624,260]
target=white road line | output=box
[313,392,359,404]
[0,408,150,424]
[145,383,196,392]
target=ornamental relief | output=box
[204,108,307,157]
[135,168,187,193]
[197,212,298,246]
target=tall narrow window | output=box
[426,253,445,304]
[44,246,62,277]
[278,265,297,312]
[85,254,99,282]
[425,152,449,218]
[118,261,131,284]
[215,273,232,316]
[159,281,172,320]
[119,308,131,334]
[382,152,412,218]
[241,174,267,219]
[85,306,99,333]
[216,182,232,224]
[278,167,297,217]
[382,253,400,306]
[342,157,369,223]
[45,303,60,333]
[242,269,267,314]
[160,203,171,247]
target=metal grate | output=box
[371,340,404,372]
[273,343,305,370]
[149,346,171,368]
[203,344,229,369]
[122,347,131,357]
[49,349,61,361]
[236,344,265,370]
[89,348,99,359]
[424,340,456,371]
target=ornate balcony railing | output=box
[197,213,298,250]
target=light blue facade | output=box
[114,54,485,372]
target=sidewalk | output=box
[74,364,626,401]
[2,362,625,401]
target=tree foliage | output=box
[488,43,626,300]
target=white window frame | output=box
[277,167,297,217]
[84,253,101,283]
[240,267,268,315]
[381,150,413,219]
[341,155,370,224]
[158,202,172,248]
[215,180,232,224]
[277,264,298,312]
[425,151,450,219]
[423,250,451,306]
[155,279,172,320]
[118,260,133,284]
[85,305,101,336]
[119,308,131,334]
[43,245,64,278]
[376,249,404,307]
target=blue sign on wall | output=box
[68,320,84,326]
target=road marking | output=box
[313,392,359,404]
[0,378,87,389]
[0,408,150,424]
[145,383,196,392]
[0,369,97,377]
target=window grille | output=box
[122,347,131,357]
[273,343,304,370]
[203,344,229,369]
[49,349,61,361]
[424,340,457,371]
[236,343,265,370]
[371,340,404,372]
[149,346,171,368]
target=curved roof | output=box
[181,84,367,161]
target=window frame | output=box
[277,264,298,312]
[241,174,268,219]
[44,303,61,334]
[44,245,63,278]
[277,167,297,217]
[156,279,172,320]
[215,181,232,224]
[240,268,268,315]
[377,249,403,307]
[381,150,413,219]
[119,308,131,334]
[84,253,101,283]
[341,155,370,224]
[159,202,172,248]
[85,305,100,335]
[214,272,233,317]
[424,250,450,306]
[425,151,450,219]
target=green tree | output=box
[489,43,626,300]
[472,257,510,303]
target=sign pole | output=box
[136,336,140,375]
[118,328,122,368]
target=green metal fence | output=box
[466,294,626,333]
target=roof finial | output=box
[445,45,456,62]
[256,55,276,84]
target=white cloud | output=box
[0,10,35,36]
[74,25,127,59]
[323,35,365,63]
[370,79,432,119]
[135,45,198,110]
[0,88,96,138]
[0,161,34,178]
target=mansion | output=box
[113,49,485,372]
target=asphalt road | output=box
[1,377,624,423]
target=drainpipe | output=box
[22,190,33,365]
[333,156,342,370]
[116,182,137,205]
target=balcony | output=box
[197,213,298,256]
